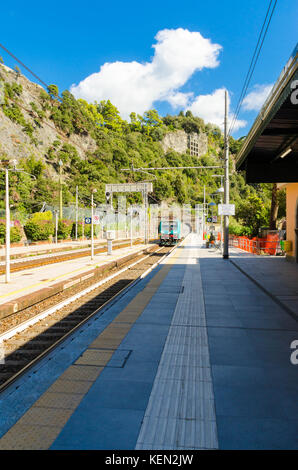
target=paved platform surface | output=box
[229,247,298,319]
[0,233,297,450]
[0,237,106,258]
[0,241,152,304]
[0,237,140,263]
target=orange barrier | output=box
[229,235,281,255]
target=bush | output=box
[24,219,54,241]
[71,221,83,238]
[0,222,22,244]
[229,217,253,237]
[57,219,72,240]
[30,211,53,222]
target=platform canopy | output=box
[236,44,298,183]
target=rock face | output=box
[161,129,208,156]
[0,64,96,162]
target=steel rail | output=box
[0,241,181,394]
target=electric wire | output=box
[229,0,278,135]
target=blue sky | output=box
[1,0,297,137]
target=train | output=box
[158,219,181,246]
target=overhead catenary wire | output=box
[0,42,49,90]
[229,0,278,135]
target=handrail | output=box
[228,235,282,256]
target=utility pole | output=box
[223,90,230,259]
[1,160,36,283]
[130,209,133,248]
[203,185,206,240]
[59,159,63,220]
[54,210,58,244]
[91,189,97,260]
[143,188,149,244]
[5,168,10,283]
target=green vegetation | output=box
[0,223,22,244]
[23,211,54,241]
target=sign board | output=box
[93,215,100,225]
[106,230,115,240]
[212,216,217,223]
[218,204,235,216]
[105,182,153,194]
[85,217,91,224]
[207,217,212,223]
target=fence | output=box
[229,235,283,256]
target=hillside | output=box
[0,63,282,236]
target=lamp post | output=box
[54,209,58,244]
[5,167,10,283]
[59,159,63,220]
[0,160,36,282]
[75,185,78,241]
[223,90,230,259]
[91,189,97,260]
[130,209,133,248]
[214,186,224,251]
[212,175,224,251]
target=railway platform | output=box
[0,240,153,316]
[0,233,297,450]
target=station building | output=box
[236,44,298,263]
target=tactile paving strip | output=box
[0,261,173,449]
[135,235,219,449]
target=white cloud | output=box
[242,83,273,111]
[187,88,247,132]
[70,28,222,119]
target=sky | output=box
[1,0,297,138]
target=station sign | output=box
[85,217,91,224]
[218,204,235,215]
[207,217,212,223]
[105,182,153,193]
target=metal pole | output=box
[220,195,223,252]
[55,211,58,244]
[144,189,148,244]
[59,161,63,220]
[5,168,10,283]
[223,90,230,259]
[91,193,94,260]
[203,185,206,241]
[75,185,78,241]
[130,211,133,248]
[82,216,85,241]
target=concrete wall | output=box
[161,130,207,156]
[286,183,298,262]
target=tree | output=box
[269,183,278,230]
[47,84,59,99]
[14,65,21,76]
[97,100,126,133]
[237,195,269,236]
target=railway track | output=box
[0,243,177,392]
[0,238,145,274]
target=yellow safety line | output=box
[0,254,120,300]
